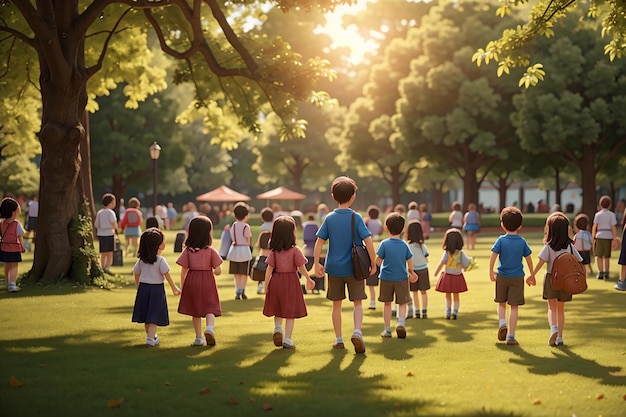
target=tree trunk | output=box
[463,166,479,211]
[580,144,597,220]
[554,166,562,207]
[498,178,508,211]
[80,110,96,220]
[30,43,89,282]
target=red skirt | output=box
[263,271,308,319]
[435,272,468,293]
[178,270,221,317]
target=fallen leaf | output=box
[238,381,245,385]
[623,394,626,400]
[596,394,604,400]
[198,388,211,395]
[249,397,255,403]
[229,397,238,405]
[9,376,24,388]
[405,371,414,377]
[394,402,401,407]
[263,403,273,410]
[211,377,220,382]
[532,399,541,405]
[107,398,124,408]
[164,381,172,387]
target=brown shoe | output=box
[396,326,407,339]
[351,332,366,354]
[204,330,216,347]
[506,338,519,346]
[498,326,507,341]
[273,331,283,347]
[332,342,345,349]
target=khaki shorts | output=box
[594,238,612,258]
[378,279,412,305]
[326,275,367,302]
[494,275,525,305]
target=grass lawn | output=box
[1,228,625,417]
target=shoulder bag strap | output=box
[351,212,356,248]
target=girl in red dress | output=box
[177,216,224,347]
[263,216,315,349]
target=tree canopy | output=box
[0,0,342,282]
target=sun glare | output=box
[315,2,378,65]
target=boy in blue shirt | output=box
[314,176,376,354]
[376,213,418,339]
[489,206,536,345]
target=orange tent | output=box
[256,186,306,200]
[196,186,250,202]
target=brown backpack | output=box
[550,246,587,294]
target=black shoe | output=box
[241,292,248,300]
[235,294,241,300]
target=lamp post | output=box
[149,141,161,216]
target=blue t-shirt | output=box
[317,208,371,277]
[491,234,532,278]
[377,238,412,282]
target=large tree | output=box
[394,1,521,209]
[0,0,337,282]
[511,11,626,218]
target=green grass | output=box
[1,229,626,417]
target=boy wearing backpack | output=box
[489,206,535,346]
[119,197,143,257]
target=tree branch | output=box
[85,7,133,78]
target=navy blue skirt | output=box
[132,283,170,326]
[0,250,22,262]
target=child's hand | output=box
[525,275,536,286]
[489,271,497,282]
[314,263,324,277]
[409,271,418,283]
[306,277,316,291]
[172,286,181,296]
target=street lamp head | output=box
[149,141,161,160]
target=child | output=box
[419,203,432,240]
[177,216,224,347]
[131,228,181,346]
[448,202,463,231]
[94,193,117,274]
[488,206,535,346]
[405,220,430,319]
[0,197,26,292]
[530,212,583,346]
[463,203,481,250]
[406,201,420,222]
[263,216,315,349]
[226,202,253,299]
[260,207,274,231]
[434,228,472,319]
[119,197,143,257]
[252,230,271,294]
[314,176,376,354]
[364,205,383,310]
[376,213,418,338]
[573,213,594,275]
[591,195,617,280]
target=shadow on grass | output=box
[499,344,625,386]
[1,326,529,417]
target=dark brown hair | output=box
[443,228,464,253]
[331,176,357,204]
[185,215,213,249]
[269,216,296,251]
[544,212,573,251]
[405,220,424,244]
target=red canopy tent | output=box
[196,185,251,202]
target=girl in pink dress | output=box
[263,216,315,349]
[177,216,224,347]
[434,228,473,320]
